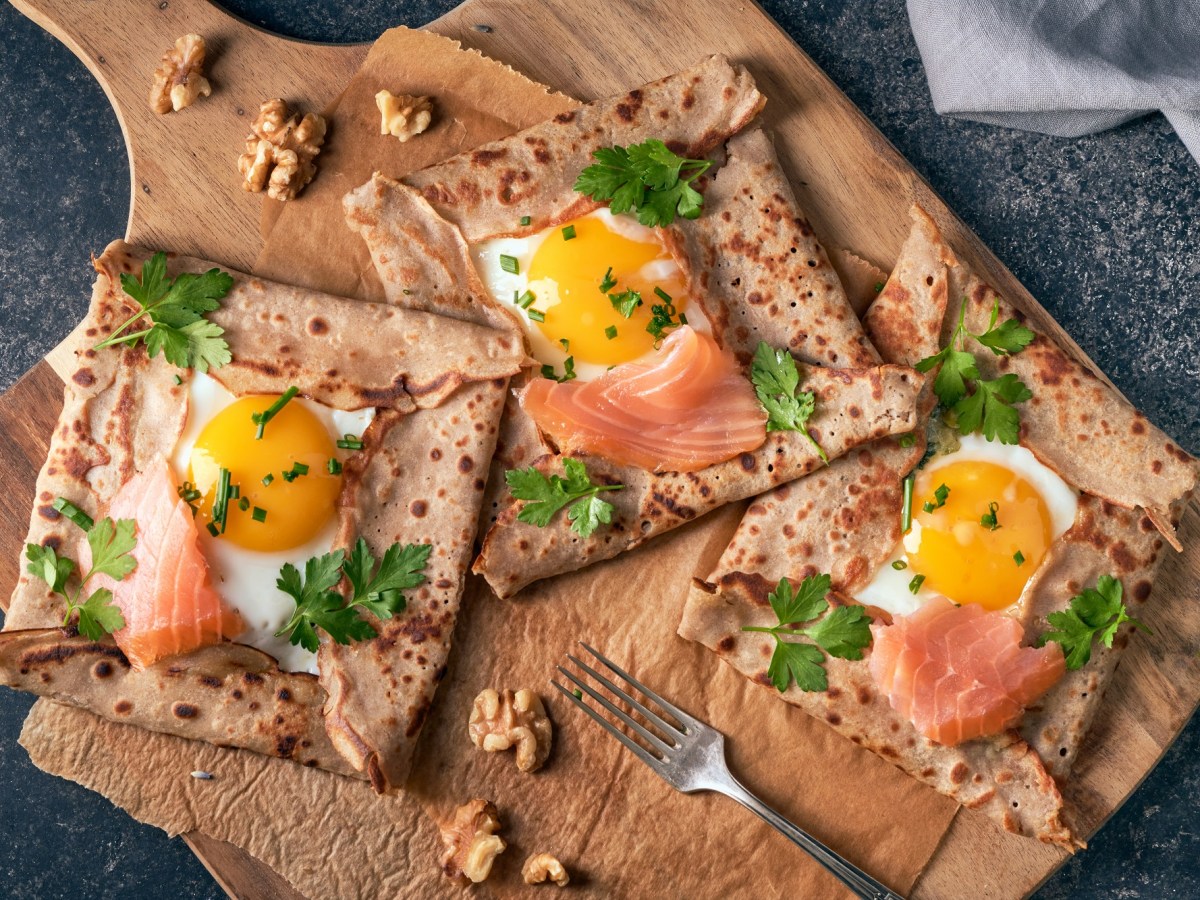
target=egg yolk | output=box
[525,215,689,366]
[188,396,341,553]
[908,460,1052,611]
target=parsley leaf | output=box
[1037,575,1149,670]
[25,543,74,594]
[506,458,624,537]
[275,550,376,652]
[646,288,683,343]
[915,299,1034,445]
[95,251,233,372]
[25,508,136,639]
[343,538,431,621]
[574,139,712,227]
[75,588,126,641]
[609,288,643,318]
[541,356,577,383]
[750,342,827,462]
[742,574,873,693]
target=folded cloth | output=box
[907,0,1200,163]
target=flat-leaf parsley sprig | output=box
[1036,574,1149,671]
[276,538,432,652]
[506,458,624,538]
[94,251,234,372]
[750,342,828,462]
[25,500,136,640]
[915,298,1035,445]
[574,139,712,227]
[741,574,873,693]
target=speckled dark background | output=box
[0,1,1196,897]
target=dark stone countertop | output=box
[0,1,1196,897]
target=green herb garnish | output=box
[980,501,1000,530]
[520,215,532,226]
[740,574,872,693]
[604,325,618,340]
[26,508,135,640]
[337,435,364,451]
[53,497,94,531]
[252,386,299,439]
[528,308,546,323]
[646,289,683,343]
[327,458,343,475]
[908,574,926,594]
[891,560,908,571]
[574,139,712,227]
[915,299,1035,444]
[93,251,233,372]
[562,225,577,240]
[499,254,519,275]
[541,357,577,383]
[1013,550,1025,566]
[274,539,431,652]
[599,268,618,293]
[609,288,643,318]
[1037,575,1149,670]
[252,507,267,523]
[750,342,827,462]
[506,458,624,538]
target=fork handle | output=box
[717,775,905,900]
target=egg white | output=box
[854,433,1078,619]
[171,372,374,674]
[471,207,710,380]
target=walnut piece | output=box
[237,99,327,201]
[149,34,212,114]
[469,688,552,772]
[522,853,570,887]
[375,91,433,142]
[438,799,506,884]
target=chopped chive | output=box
[516,289,536,309]
[891,559,908,571]
[900,474,914,533]
[908,574,926,594]
[261,473,274,487]
[282,470,297,483]
[402,289,412,296]
[206,522,219,537]
[53,497,94,532]
[653,286,672,303]
[252,507,267,523]
[499,254,519,275]
[251,386,299,440]
[598,267,617,293]
[337,435,364,451]
[238,497,250,512]
[229,485,240,500]
[933,484,950,508]
[980,501,1000,531]
[1014,550,1025,566]
[172,374,182,386]
[679,312,688,325]
[898,433,916,448]
[922,501,935,514]
[573,688,583,700]
[212,467,233,533]
[605,325,618,340]
[291,462,309,476]
[527,308,546,323]
[327,458,343,475]
[519,215,531,226]
[874,282,885,293]
[562,225,577,240]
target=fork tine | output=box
[551,680,665,772]
[579,641,699,729]
[566,653,680,739]
[556,666,676,755]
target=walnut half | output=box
[469,688,553,772]
[375,91,433,142]
[237,99,327,201]
[439,799,506,884]
[522,853,570,887]
[149,34,212,114]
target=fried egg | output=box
[472,208,709,379]
[171,373,374,673]
[856,434,1078,619]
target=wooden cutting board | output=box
[4,1,1198,898]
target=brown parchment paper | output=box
[20,27,957,898]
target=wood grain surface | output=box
[4,1,1198,898]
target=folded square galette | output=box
[0,241,523,791]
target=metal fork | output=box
[553,643,905,900]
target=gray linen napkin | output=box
[906,0,1200,163]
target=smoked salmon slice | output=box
[868,596,1064,746]
[520,326,767,473]
[81,457,242,670]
